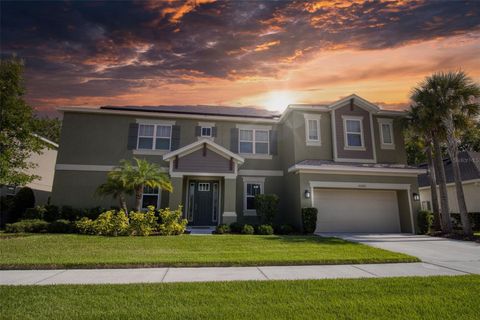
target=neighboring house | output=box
[1,134,58,205]
[51,94,424,233]
[418,151,480,213]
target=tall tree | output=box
[410,86,453,233]
[33,116,62,144]
[423,71,480,237]
[109,158,173,212]
[0,58,42,186]
[405,104,441,230]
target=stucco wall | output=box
[419,181,480,213]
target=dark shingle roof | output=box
[100,105,281,119]
[418,151,480,187]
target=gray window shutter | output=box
[230,128,239,153]
[195,126,201,137]
[270,130,278,155]
[212,127,217,137]
[127,123,139,150]
[171,125,181,150]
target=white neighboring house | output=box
[418,151,480,213]
[1,134,58,205]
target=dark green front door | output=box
[188,180,219,226]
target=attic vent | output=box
[350,98,354,111]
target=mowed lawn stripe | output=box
[1,276,478,319]
[0,234,418,269]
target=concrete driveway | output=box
[318,233,480,274]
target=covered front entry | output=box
[313,188,401,233]
[186,180,220,226]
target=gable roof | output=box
[101,105,281,119]
[418,151,480,187]
[163,138,244,164]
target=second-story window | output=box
[201,126,212,137]
[239,129,269,154]
[137,124,172,150]
[343,117,364,148]
[304,114,321,146]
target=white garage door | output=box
[313,188,401,233]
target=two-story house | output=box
[52,94,424,233]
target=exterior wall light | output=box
[413,193,420,201]
[304,189,311,199]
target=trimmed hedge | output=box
[256,224,274,235]
[301,207,318,234]
[48,219,75,233]
[274,224,295,235]
[215,224,230,234]
[5,219,49,233]
[241,224,255,235]
[254,194,279,224]
[451,212,480,231]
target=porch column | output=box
[222,178,237,224]
[169,177,184,209]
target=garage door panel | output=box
[313,189,400,233]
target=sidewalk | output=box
[1,262,475,285]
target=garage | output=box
[313,188,401,233]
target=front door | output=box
[187,180,220,226]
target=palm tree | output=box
[95,175,131,213]
[410,86,453,233]
[422,71,480,237]
[406,104,441,230]
[110,158,173,212]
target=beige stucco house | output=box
[51,94,424,233]
[419,151,480,213]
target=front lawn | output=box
[0,234,417,269]
[1,276,478,319]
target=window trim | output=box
[141,186,161,210]
[243,177,265,216]
[378,118,395,150]
[238,128,270,156]
[304,114,322,146]
[136,123,172,151]
[342,116,365,151]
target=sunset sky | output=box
[2,0,479,115]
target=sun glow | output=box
[263,91,297,112]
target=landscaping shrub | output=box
[129,207,157,236]
[83,206,105,220]
[256,224,274,235]
[451,212,480,231]
[94,210,130,236]
[43,204,60,222]
[23,206,46,220]
[301,207,318,234]
[61,205,83,221]
[417,210,433,234]
[215,224,230,234]
[241,224,255,235]
[254,194,279,224]
[158,206,188,235]
[5,219,49,233]
[48,219,74,233]
[274,224,295,235]
[8,187,35,222]
[229,222,244,233]
[75,217,96,235]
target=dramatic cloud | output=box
[1,0,479,113]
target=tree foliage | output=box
[0,58,42,185]
[33,116,62,144]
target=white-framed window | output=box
[142,185,160,209]
[378,118,395,149]
[239,129,269,155]
[137,124,172,150]
[421,200,431,211]
[342,116,364,150]
[243,177,265,215]
[201,127,212,137]
[304,114,321,146]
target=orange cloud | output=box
[254,40,281,52]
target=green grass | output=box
[0,234,418,269]
[0,276,478,319]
